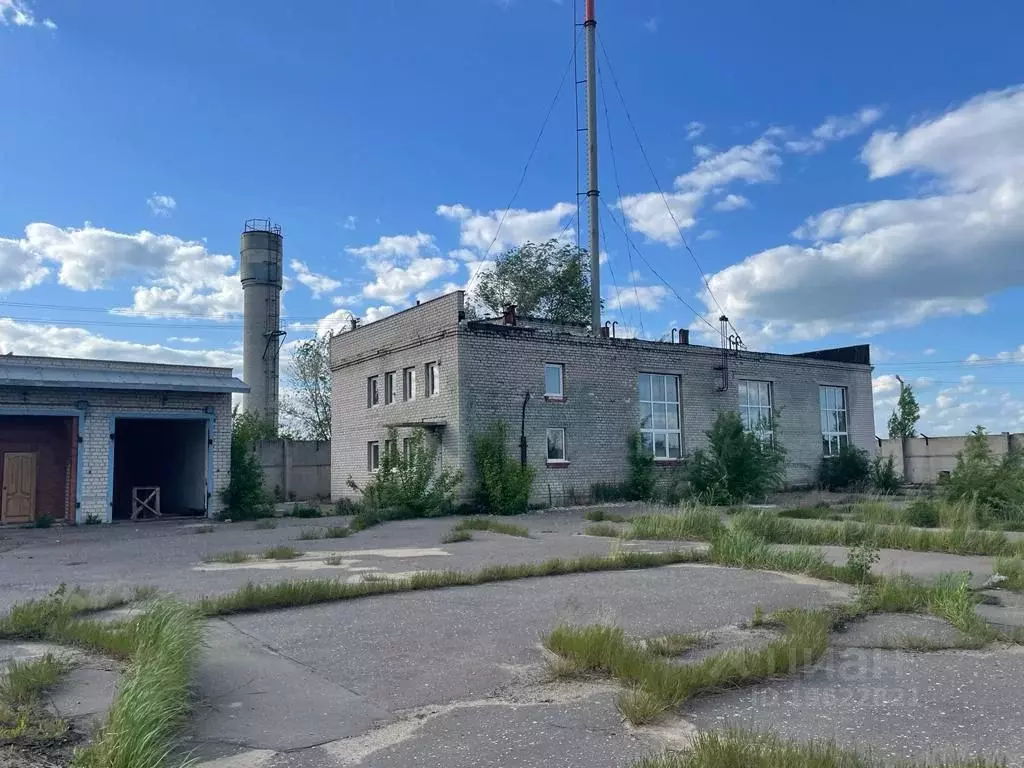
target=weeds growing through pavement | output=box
[628,507,725,542]
[545,608,831,725]
[263,545,301,560]
[0,653,71,747]
[191,525,215,534]
[994,556,1024,591]
[201,550,252,564]
[441,529,473,544]
[584,509,631,523]
[585,523,622,538]
[71,600,202,768]
[633,729,1008,767]
[453,517,530,538]
[644,632,704,657]
[253,519,278,530]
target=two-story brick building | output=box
[329,291,875,505]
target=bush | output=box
[626,431,656,501]
[686,411,786,504]
[946,426,1024,524]
[818,445,871,490]
[350,428,462,527]
[871,454,900,492]
[285,504,322,519]
[903,499,939,528]
[219,409,275,521]
[591,482,632,503]
[34,515,55,529]
[473,421,534,516]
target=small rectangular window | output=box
[384,372,396,405]
[546,428,566,463]
[820,385,849,457]
[367,376,379,408]
[544,363,564,398]
[426,362,439,397]
[403,367,416,401]
[367,441,380,471]
[403,437,413,464]
[384,438,396,460]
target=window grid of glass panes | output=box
[638,373,681,459]
[820,386,849,457]
[739,380,773,440]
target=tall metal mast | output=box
[584,0,601,335]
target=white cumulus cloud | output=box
[713,194,750,212]
[290,259,341,298]
[608,285,669,311]
[147,194,177,217]
[786,107,883,155]
[701,86,1024,343]
[0,0,54,27]
[436,202,574,254]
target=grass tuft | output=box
[1,654,72,709]
[263,545,301,560]
[442,529,473,544]
[202,550,251,564]
[253,519,278,530]
[545,609,831,725]
[994,556,1024,591]
[324,555,345,566]
[453,517,530,538]
[71,600,202,768]
[585,522,622,538]
[198,549,706,616]
[191,525,215,534]
[298,529,324,540]
[628,507,726,542]
[645,632,704,657]
[585,509,630,523]
[634,729,1008,767]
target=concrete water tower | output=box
[240,218,284,429]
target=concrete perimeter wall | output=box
[879,433,1024,484]
[256,439,331,501]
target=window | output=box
[739,380,774,440]
[426,362,439,397]
[384,372,396,405]
[820,386,849,457]
[403,367,416,401]
[544,363,564,398]
[367,441,380,471]
[384,438,396,460]
[638,373,681,460]
[367,376,379,408]
[546,428,566,463]
[403,437,413,464]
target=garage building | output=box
[0,356,247,525]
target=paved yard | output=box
[3,507,1024,767]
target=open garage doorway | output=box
[112,417,209,520]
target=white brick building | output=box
[330,292,876,505]
[0,356,246,525]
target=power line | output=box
[596,54,642,337]
[467,31,582,293]
[597,37,736,339]
[600,198,719,335]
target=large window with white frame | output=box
[367,441,380,471]
[820,385,849,457]
[638,373,681,460]
[739,380,774,440]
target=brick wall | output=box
[328,291,876,505]
[329,293,464,498]
[0,388,232,522]
[459,325,875,502]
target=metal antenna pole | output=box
[584,0,601,335]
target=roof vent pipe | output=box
[671,328,677,343]
[503,304,518,326]
[677,329,689,345]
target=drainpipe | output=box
[520,391,531,467]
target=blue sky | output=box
[3,0,1024,436]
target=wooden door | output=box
[2,452,37,524]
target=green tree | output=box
[687,410,787,503]
[474,240,592,324]
[887,376,920,438]
[220,409,275,520]
[473,421,535,515]
[281,334,331,442]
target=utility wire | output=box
[466,31,582,294]
[599,218,624,320]
[597,37,737,339]
[596,55,642,337]
[601,198,719,335]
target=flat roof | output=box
[0,356,249,394]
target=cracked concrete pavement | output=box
[4,506,1024,766]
